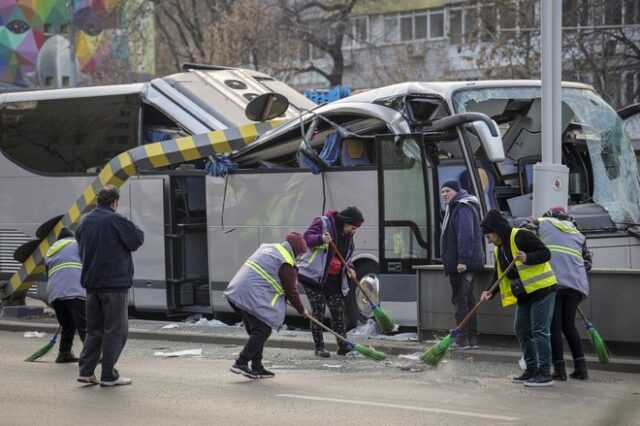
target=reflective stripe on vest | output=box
[48,261,83,278]
[46,239,75,257]
[495,228,557,307]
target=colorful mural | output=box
[0,0,154,88]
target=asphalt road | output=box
[2,330,639,426]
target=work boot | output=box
[569,358,589,380]
[552,360,567,381]
[314,347,330,358]
[55,351,79,363]
[512,368,537,383]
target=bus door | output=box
[165,173,211,314]
[375,134,436,326]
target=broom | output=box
[24,327,61,362]
[305,313,387,361]
[576,306,611,364]
[421,258,517,366]
[329,241,396,335]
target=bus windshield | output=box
[453,86,640,225]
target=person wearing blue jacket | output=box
[44,227,86,363]
[76,185,144,387]
[440,180,484,349]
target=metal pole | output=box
[69,0,77,87]
[533,0,569,216]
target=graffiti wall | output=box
[0,0,154,89]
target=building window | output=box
[415,14,427,40]
[449,9,462,45]
[624,0,640,24]
[400,15,412,41]
[384,16,398,43]
[430,11,444,38]
[345,16,369,48]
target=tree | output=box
[277,0,363,87]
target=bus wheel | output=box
[344,261,379,331]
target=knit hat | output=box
[284,232,307,256]
[57,227,74,240]
[480,209,511,237]
[441,180,460,192]
[544,205,571,221]
[337,206,364,227]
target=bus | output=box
[2,68,639,329]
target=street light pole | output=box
[68,0,77,87]
[533,0,569,216]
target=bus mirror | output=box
[245,93,289,122]
[472,120,504,162]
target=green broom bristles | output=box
[373,305,396,335]
[586,325,611,364]
[353,343,387,361]
[24,328,59,362]
[420,334,453,366]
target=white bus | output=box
[2,68,639,329]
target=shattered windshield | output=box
[453,86,640,225]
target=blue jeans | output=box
[514,291,556,374]
[449,272,478,341]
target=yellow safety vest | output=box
[494,228,557,307]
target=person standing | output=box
[298,207,364,357]
[76,185,144,387]
[479,209,557,387]
[523,206,591,380]
[224,232,309,379]
[440,180,484,349]
[44,227,86,363]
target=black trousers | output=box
[304,276,349,350]
[51,298,86,353]
[79,292,129,382]
[551,288,585,363]
[230,302,272,368]
[448,272,478,340]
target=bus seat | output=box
[460,168,499,210]
[518,156,539,194]
[340,138,371,166]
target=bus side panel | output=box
[205,170,379,314]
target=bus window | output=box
[0,94,140,174]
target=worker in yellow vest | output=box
[479,209,558,387]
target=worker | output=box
[224,232,309,379]
[44,227,86,363]
[480,209,557,387]
[522,206,591,380]
[298,207,364,357]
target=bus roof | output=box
[337,80,595,104]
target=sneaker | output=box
[251,366,275,379]
[512,369,537,383]
[230,363,258,379]
[100,377,132,387]
[314,347,330,358]
[56,351,79,363]
[468,337,479,349]
[524,372,554,387]
[77,375,100,385]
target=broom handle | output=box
[328,240,376,305]
[305,311,351,345]
[576,306,589,323]
[455,259,517,331]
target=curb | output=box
[2,319,639,374]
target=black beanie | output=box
[480,209,511,236]
[337,206,364,227]
[441,180,461,192]
[57,227,74,240]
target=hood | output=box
[480,209,512,244]
[452,190,479,207]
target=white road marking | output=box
[277,394,518,422]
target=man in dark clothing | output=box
[76,185,144,387]
[224,232,309,379]
[440,180,484,349]
[480,209,557,387]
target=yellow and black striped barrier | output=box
[7,120,284,296]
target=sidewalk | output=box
[1,311,638,374]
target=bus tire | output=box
[344,261,379,331]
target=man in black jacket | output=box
[480,209,557,387]
[76,185,144,387]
